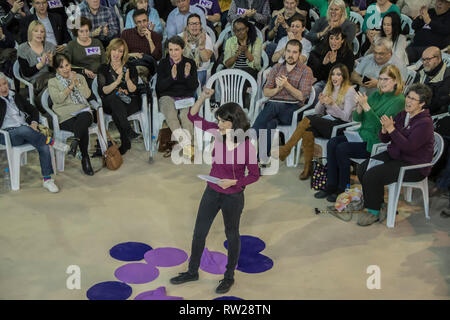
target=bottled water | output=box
[345,184,351,193]
[3,168,11,192]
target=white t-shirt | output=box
[178,32,213,70]
[274,36,312,63]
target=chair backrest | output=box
[442,53,450,66]
[431,132,444,166]
[309,8,319,26]
[403,68,416,93]
[349,11,364,35]
[352,37,359,56]
[214,24,233,59]
[205,25,217,45]
[400,14,414,36]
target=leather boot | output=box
[299,131,314,180]
[81,156,94,176]
[278,117,310,161]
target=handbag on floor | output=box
[97,110,123,170]
[311,157,327,191]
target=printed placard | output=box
[85,47,101,56]
[48,0,63,9]
[237,7,247,15]
[199,0,213,10]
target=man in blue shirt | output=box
[166,0,207,38]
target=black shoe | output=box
[170,272,199,285]
[314,190,329,199]
[81,156,94,176]
[68,138,80,158]
[127,130,141,140]
[119,138,131,155]
[216,278,234,294]
[326,193,338,203]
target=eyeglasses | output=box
[373,51,388,56]
[422,56,438,63]
[188,22,201,26]
[406,95,421,102]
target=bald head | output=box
[422,46,442,72]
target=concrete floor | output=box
[1,138,449,300]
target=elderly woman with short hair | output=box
[356,83,435,226]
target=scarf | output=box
[56,73,90,108]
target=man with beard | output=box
[414,46,450,115]
[121,9,162,82]
[252,39,315,161]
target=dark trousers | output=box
[60,111,93,157]
[102,94,141,149]
[188,186,245,280]
[326,135,370,193]
[252,101,300,158]
[357,151,425,211]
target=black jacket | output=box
[19,12,71,45]
[156,56,199,99]
[0,92,39,128]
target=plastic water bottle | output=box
[3,168,11,192]
[345,184,351,193]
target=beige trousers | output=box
[158,96,194,145]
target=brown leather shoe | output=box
[298,131,314,180]
[299,160,312,180]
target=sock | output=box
[368,209,380,216]
[43,176,51,182]
[46,137,54,146]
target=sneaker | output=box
[357,211,379,226]
[216,278,234,294]
[52,140,70,153]
[170,272,199,285]
[43,179,59,193]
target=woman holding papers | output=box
[314,64,405,203]
[274,64,357,180]
[355,83,434,226]
[48,53,95,176]
[97,39,141,156]
[170,88,259,295]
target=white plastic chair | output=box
[385,132,444,228]
[41,88,106,172]
[309,8,320,27]
[0,77,55,190]
[349,11,364,36]
[400,14,414,37]
[92,77,151,151]
[13,60,34,106]
[442,53,450,66]
[253,87,316,167]
[353,37,360,56]
[403,68,416,93]
[256,50,269,100]
[205,25,217,45]
[213,24,233,60]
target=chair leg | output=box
[405,187,413,202]
[386,184,398,228]
[21,152,27,166]
[56,150,65,172]
[422,179,430,219]
[11,151,21,191]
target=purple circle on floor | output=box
[214,296,244,300]
[114,263,160,284]
[144,247,188,267]
[199,248,228,275]
[86,281,132,300]
[224,235,266,254]
[237,253,274,274]
[134,287,184,300]
[109,242,153,261]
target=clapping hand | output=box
[354,92,370,111]
[184,62,191,78]
[92,26,102,37]
[380,115,395,133]
[275,75,288,89]
[171,63,177,79]
[103,24,109,36]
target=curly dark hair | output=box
[233,17,257,47]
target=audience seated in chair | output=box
[64,17,106,87]
[155,35,199,158]
[252,39,315,162]
[396,0,436,19]
[0,0,31,40]
[356,83,434,226]
[413,46,450,115]
[361,0,400,33]
[124,0,164,35]
[166,0,208,38]
[315,64,405,202]
[97,38,142,156]
[190,0,222,30]
[268,0,309,43]
[379,12,409,65]
[274,64,357,179]
[0,26,16,79]
[406,0,450,63]
[48,53,96,176]
[227,0,271,30]
[0,72,67,192]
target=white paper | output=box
[197,175,221,184]
[366,158,384,171]
[344,130,364,143]
[174,97,195,110]
[71,106,91,116]
[322,114,336,121]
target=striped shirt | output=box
[264,61,316,105]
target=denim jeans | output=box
[0,125,53,177]
[252,101,300,159]
[326,135,370,193]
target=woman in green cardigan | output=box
[314,64,405,202]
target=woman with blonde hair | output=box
[274,64,357,180]
[305,0,356,47]
[97,38,141,155]
[314,64,405,202]
[17,20,56,109]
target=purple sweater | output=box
[188,110,260,194]
[379,109,434,177]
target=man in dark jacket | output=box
[20,0,71,52]
[406,0,450,63]
[414,46,450,115]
